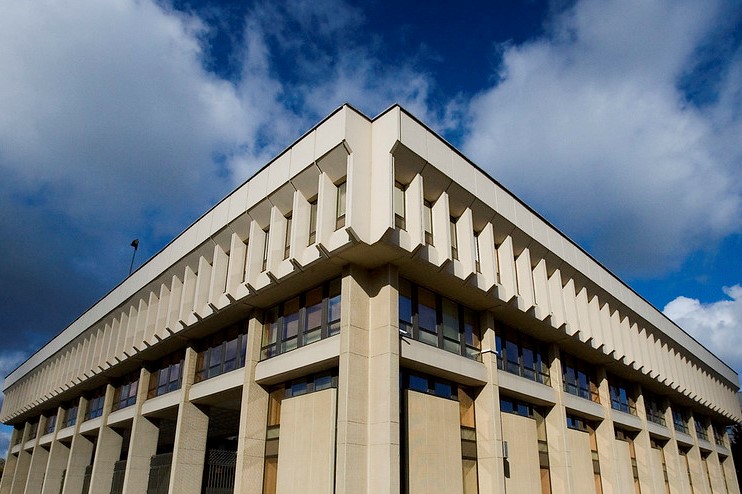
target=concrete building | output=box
[1,104,740,494]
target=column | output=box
[0,428,22,494]
[122,368,159,494]
[88,385,123,494]
[22,418,49,494]
[62,398,94,494]
[473,311,506,493]
[633,386,657,493]
[9,423,33,494]
[544,346,573,494]
[593,368,618,494]
[40,411,69,494]
[233,316,269,494]
[365,266,401,494]
[168,347,209,494]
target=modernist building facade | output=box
[1,105,740,494]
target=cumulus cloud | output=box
[664,285,742,373]
[462,0,742,277]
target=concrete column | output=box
[473,311,506,493]
[40,410,69,494]
[664,401,691,494]
[88,384,123,494]
[122,368,159,494]
[544,345,573,494]
[633,386,656,494]
[685,415,710,494]
[22,427,48,494]
[362,266,400,494]
[721,454,741,494]
[593,368,618,494]
[233,316,269,494]
[0,428,22,494]
[62,398,94,494]
[168,347,209,494]
[335,267,371,493]
[9,423,33,494]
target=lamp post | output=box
[129,239,139,276]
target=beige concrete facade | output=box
[1,104,740,493]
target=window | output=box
[495,325,550,385]
[335,180,346,229]
[474,233,481,273]
[45,413,57,435]
[85,388,106,420]
[608,375,636,415]
[308,198,318,245]
[261,227,270,272]
[713,424,726,447]
[283,215,292,260]
[450,218,459,260]
[423,200,433,245]
[565,415,603,494]
[398,279,481,359]
[561,353,600,403]
[112,373,139,411]
[147,350,184,399]
[694,417,708,441]
[644,393,666,426]
[63,402,78,428]
[401,370,458,400]
[28,420,39,440]
[261,279,341,359]
[672,406,689,434]
[195,322,248,382]
[394,181,406,229]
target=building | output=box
[1,104,740,494]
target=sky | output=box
[1,0,741,453]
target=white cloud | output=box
[462,0,742,277]
[664,285,742,373]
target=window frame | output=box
[398,279,482,360]
[260,279,341,360]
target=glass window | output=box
[261,227,270,272]
[609,376,636,415]
[672,407,689,434]
[283,215,292,260]
[561,353,599,403]
[335,180,347,229]
[450,218,459,260]
[394,181,406,230]
[308,198,318,245]
[112,373,139,411]
[398,279,482,360]
[194,322,248,382]
[45,414,57,435]
[261,279,342,359]
[496,325,550,385]
[85,388,106,420]
[423,201,433,245]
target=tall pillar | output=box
[335,267,371,493]
[88,384,123,494]
[633,386,657,494]
[40,410,69,494]
[362,266,400,493]
[544,345,573,494]
[594,368,618,494]
[62,398,94,494]
[233,316,269,494]
[664,402,690,494]
[23,417,49,494]
[686,414,710,494]
[473,311,506,493]
[122,368,159,494]
[9,423,33,494]
[168,347,209,494]
[0,428,23,494]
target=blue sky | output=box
[1,0,741,452]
